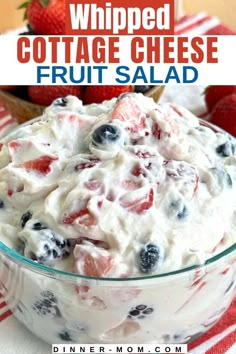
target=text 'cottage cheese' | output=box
[0,93,236,278]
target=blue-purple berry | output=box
[138,244,162,273]
[32,291,60,318]
[21,210,32,228]
[216,141,235,157]
[128,304,154,319]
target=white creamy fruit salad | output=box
[0,93,235,345]
[0,93,235,278]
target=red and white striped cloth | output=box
[0,12,236,354]
[0,105,17,139]
[0,293,12,323]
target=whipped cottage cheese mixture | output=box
[0,93,236,278]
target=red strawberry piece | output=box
[209,94,236,136]
[63,208,96,227]
[152,109,180,139]
[120,188,154,214]
[221,268,230,275]
[204,86,236,113]
[74,158,100,171]
[111,96,146,133]
[26,0,66,35]
[8,141,22,150]
[152,123,162,139]
[8,141,23,161]
[169,104,184,117]
[132,150,154,159]
[164,160,198,197]
[83,85,132,104]
[120,180,141,191]
[131,163,147,178]
[84,180,103,192]
[56,112,81,124]
[28,85,82,106]
[16,155,58,174]
[74,244,114,277]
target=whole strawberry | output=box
[84,85,133,104]
[209,94,236,136]
[205,85,236,113]
[26,0,66,35]
[28,85,82,106]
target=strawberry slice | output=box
[152,123,162,140]
[16,155,58,174]
[134,150,154,159]
[63,208,96,227]
[57,112,81,123]
[75,158,100,171]
[8,140,32,162]
[74,244,114,277]
[120,188,154,214]
[152,108,180,139]
[120,180,141,191]
[131,163,147,178]
[8,141,22,150]
[84,180,104,194]
[111,96,146,133]
[164,160,199,198]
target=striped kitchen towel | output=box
[0,104,17,139]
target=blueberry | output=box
[134,85,151,93]
[210,168,232,188]
[21,211,32,228]
[35,236,70,263]
[19,221,71,263]
[138,244,162,273]
[0,199,4,208]
[128,304,154,320]
[32,291,60,318]
[216,141,235,157]
[32,222,47,230]
[169,200,188,220]
[58,330,72,342]
[136,304,147,311]
[41,290,57,303]
[53,97,68,107]
[163,333,186,343]
[92,124,122,146]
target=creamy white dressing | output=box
[0,94,235,277]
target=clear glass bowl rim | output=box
[0,117,235,283]
[0,241,235,283]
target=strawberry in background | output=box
[83,85,133,104]
[209,94,236,137]
[1,2,144,107]
[204,86,236,137]
[205,85,236,112]
[28,85,82,106]
[20,0,66,35]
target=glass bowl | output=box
[0,241,235,345]
[0,118,235,345]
